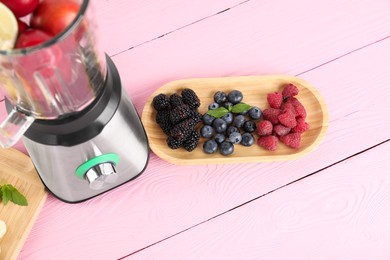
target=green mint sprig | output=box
[0,183,28,206]
[207,102,252,118]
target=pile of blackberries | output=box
[201,90,262,155]
[152,89,202,152]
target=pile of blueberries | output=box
[201,90,262,155]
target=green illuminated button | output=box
[75,153,120,179]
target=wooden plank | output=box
[93,0,245,55]
[0,148,47,260]
[17,36,390,259]
[6,0,390,258]
[109,0,390,111]
[126,141,390,260]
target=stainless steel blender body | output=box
[22,57,149,202]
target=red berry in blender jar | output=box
[1,0,39,18]
[30,0,80,37]
[15,28,52,48]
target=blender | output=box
[0,0,149,203]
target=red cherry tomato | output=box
[30,0,80,37]
[15,29,52,48]
[0,0,39,18]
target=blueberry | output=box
[220,141,234,156]
[248,106,262,120]
[214,91,227,104]
[227,90,243,104]
[203,140,218,154]
[229,132,242,144]
[241,133,254,146]
[208,102,220,110]
[202,113,215,125]
[214,133,225,144]
[233,114,246,128]
[226,126,239,136]
[221,112,233,125]
[243,120,257,133]
[200,125,214,138]
[223,102,233,110]
[212,118,227,133]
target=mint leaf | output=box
[1,185,11,206]
[0,184,28,206]
[231,103,252,114]
[207,107,229,118]
[7,184,28,206]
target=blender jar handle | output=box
[0,108,34,148]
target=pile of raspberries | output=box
[152,88,202,152]
[256,83,310,151]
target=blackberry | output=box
[189,109,202,123]
[156,110,172,135]
[152,93,170,111]
[170,104,191,125]
[183,130,200,152]
[169,93,183,108]
[167,136,182,149]
[170,118,196,141]
[181,88,200,109]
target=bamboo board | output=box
[0,148,47,260]
[142,75,328,165]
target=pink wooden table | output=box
[2,0,390,259]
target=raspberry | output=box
[156,110,172,135]
[280,133,301,149]
[167,136,182,149]
[263,108,282,125]
[257,135,278,151]
[281,102,297,117]
[152,93,170,111]
[183,130,200,152]
[273,124,291,136]
[170,104,191,125]
[286,97,306,119]
[181,88,200,109]
[256,120,273,136]
[282,83,299,98]
[267,92,283,109]
[278,110,297,128]
[292,117,310,133]
[170,93,183,108]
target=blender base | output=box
[22,57,149,203]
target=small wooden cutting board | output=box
[0,148,47,260]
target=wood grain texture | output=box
[0,148,47,260]
[110,0,390,113]
[127,141,390,260]
[6,0,390,259]
[93,0,245,55]
[142,75,328,164]
[18,38,390,259]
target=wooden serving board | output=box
[142,75,328,165]
[0,148,47,260]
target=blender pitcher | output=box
[0,0,149,203]
[0,0,106,148]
